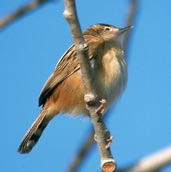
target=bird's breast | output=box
[95,46,127,109]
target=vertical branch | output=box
[123,0,138,58]
[63,0,116,171]
[67,1,138,171]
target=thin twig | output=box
[68,128,94,172]
[0,0,49,30]
[118,146,171,172]
[63,0,116,172]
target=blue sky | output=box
[1,0,171,171]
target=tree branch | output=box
[63,0,116,171]
[67,0,138,171]
[0,0,49,30]
[118,146,171,172]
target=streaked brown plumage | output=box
[18,24,132,153]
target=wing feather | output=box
[39,45,80,106]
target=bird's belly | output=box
[96,55,127,110]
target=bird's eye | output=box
[104,26,112,31]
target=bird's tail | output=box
[18,108,49,154]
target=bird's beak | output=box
[118,25,134,34]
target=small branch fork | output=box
[63,0,116,171]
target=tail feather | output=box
[18,109,48,154]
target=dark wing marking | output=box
[39,44,80,106]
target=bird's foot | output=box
[95,99,106,114]
[94,130,113,149]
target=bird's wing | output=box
[39,44,79,106]
[38,32,102,106]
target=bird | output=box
[18,23,132,154]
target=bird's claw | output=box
[95,99,106,114]
[94,132,114,149]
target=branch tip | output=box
[101,159,117,172]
